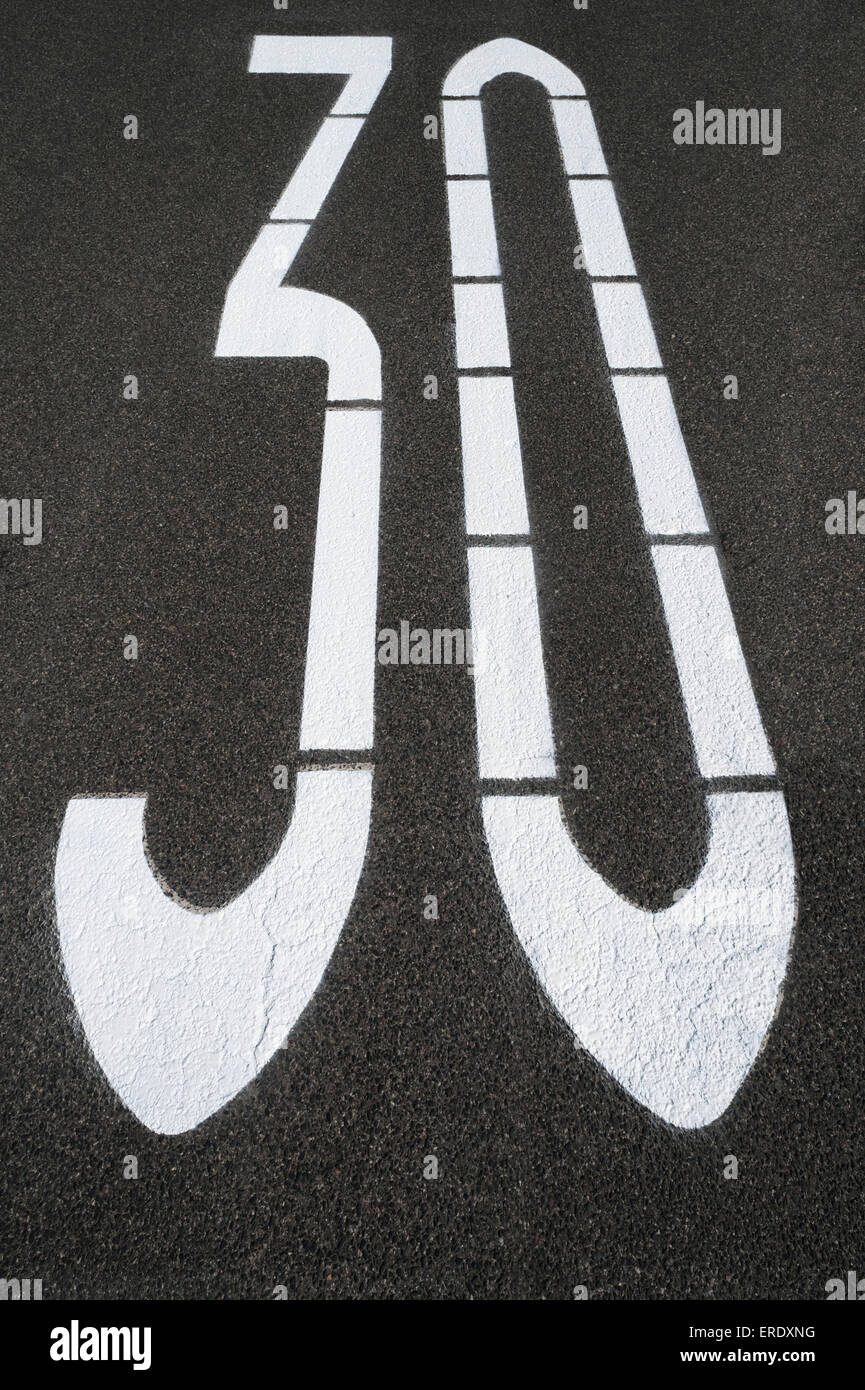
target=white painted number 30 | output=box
[54,37,795,1135]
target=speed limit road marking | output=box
[53,34,795,1136]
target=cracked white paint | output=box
[483,791,794,1127]
[56,772,372,1135]
[442,38,796,1126]
[54,36,390,1133]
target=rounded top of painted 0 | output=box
[442,38,586,98]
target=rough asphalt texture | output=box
[1,0,863,1298]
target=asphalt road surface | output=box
[1,0,864,1300]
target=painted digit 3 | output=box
[441,39,796,1127]
[54,38,391,1134]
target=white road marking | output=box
[467,547,556,780]
[55,771,372,1135]
[443,37,586,98]
[441,99,488,176]
[249,36,392,114]
[299,408,381,751]
[51,32,796,1136]
[483,790,795,1128]
[459,376,530,535]
[446,180,501,278]
[55,37,391,1133]
[215,224,382,401]
[611,375,709,534]
[442,38,796,1126]
[551,99,608,175]
[568,178,637,277]
[651,544,776,777]
[454,282,512,369]
[270,116,365,221]
[592,281,663,369]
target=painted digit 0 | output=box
[441,39,796,1126]
[54,38,391,1134]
